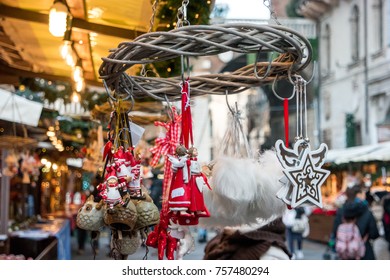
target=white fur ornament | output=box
[201,150,286,227]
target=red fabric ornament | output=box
[180,79,193,149]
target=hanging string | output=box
[299,77,303,138]
[283,98,289,147]
[222,92,252,158]
[140,0,159,77]
[292,75,308,142]
[263,0,281,25]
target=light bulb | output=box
[72,64,83,82]
[71,92,80,103]
[60,40,72,59]
[65,53,76,67]
[75,79,85,92]
[49,1,69,37]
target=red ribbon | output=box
[150,108,182,167]
[181,79,193,149]
[147,106,182,259]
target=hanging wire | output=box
[140,0,159,77]
[303,78,308,140]
[164,94,174,121]
[223,91,252,158]
[263,0,281,25]
[177,0,191,82]
[291,75,309,141]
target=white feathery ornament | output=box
[200,150,286,227]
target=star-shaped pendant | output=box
[283,149,330,208]
[275,139,330,208]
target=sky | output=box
[214,0,270,20]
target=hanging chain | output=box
[263,0,281,25]
[177,0,190,28]
[141,0,159,77]
[148,0,159,33]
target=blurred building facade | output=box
[297,0,390,149]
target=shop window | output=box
[346,113,362,147]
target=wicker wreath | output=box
[99,23,312,100]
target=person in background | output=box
[331,184,379,259]
[382,193,390,251]
[149,168,163,211]
[203,217,291,260]
[282,207,310,259]
[197,227,208,243]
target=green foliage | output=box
[150,0,212,77]
[18,77,108,111]
[155,0,211,31]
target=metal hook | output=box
[254,47,273,80]
[164,94,174,120]
[287,61,316,85]
[103,76,133,102]
[225,90,236,116]
[271,75,296,101]
[122,88,135,114]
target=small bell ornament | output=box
[76,195,105,231]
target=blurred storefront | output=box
[307,141,390,243]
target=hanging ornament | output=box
[147,106,181,260]
[76,195,105,231]
[200,93,286,227]
[97,165,130,211]
[275,75,330,208]
[167,78,211,226]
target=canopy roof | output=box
[0,0,154,86]
[326,141,390,165]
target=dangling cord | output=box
[164,94,174,122]
[224,91,252,158]
[142,227,150,260]
[90,231,100,260]
[299,77,304,139]
[295,76,301,140]
[301,77,309,141]
[283,98,289,147]
[263,0,281,25]
[140,0,159,77]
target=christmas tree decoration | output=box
[274,75,330,208]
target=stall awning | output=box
[0,88,43,127]
[326,141,390,164]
